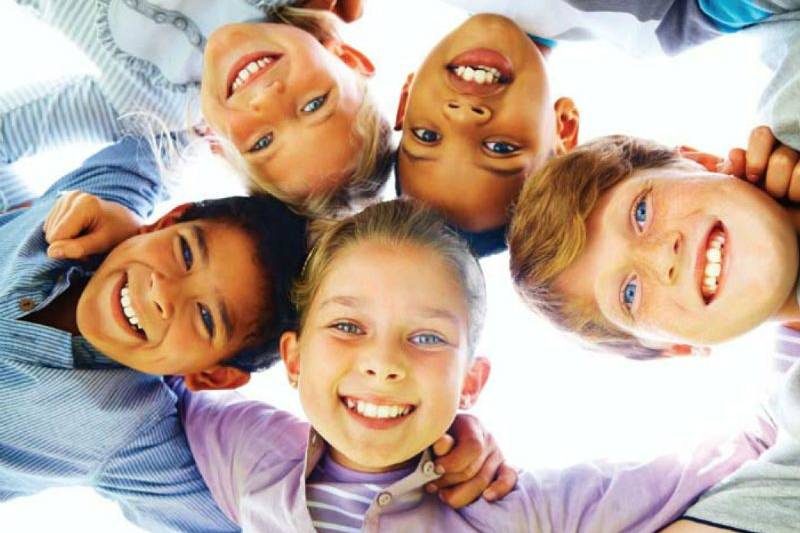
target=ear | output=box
[675,145,724,173]
[553,97,580,155]
[660,344,710,358]
[325,40,375,77]
[394,73,414,131]
[184,365,251,391]
[280,331,301,387]
[458,356,491,409]
[137,203,193,235]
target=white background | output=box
[0,1,781,531]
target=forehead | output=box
[314,240,469,318]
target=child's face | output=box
[201,23,365,201]
[396,14,555,231]
[283,240,482,472]
[77,221,265,375]
[555,164,799,345]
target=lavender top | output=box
[169,379,776,533]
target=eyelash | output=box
[410,332,446,346]
[630,186,653,233]
[249,133,273,153]
[331,321,363,335]
[302,93,328,113]
[197,303,215,339]
[179,235,193,271]
[411,128,441,144]
[484,141,520,155]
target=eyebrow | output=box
[319,295,363,310]
[477,162,527,179]
[217,295,234,344]
[418,306,461,328]
[191,225,209,265]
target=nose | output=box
[358,344,407,382]
[149,271,175,320]
[442,100,492,125]
[247,80,287,114]
[638,230,682,285]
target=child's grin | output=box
[111,272,147,341]
[227,52,283,98]
[339,394,418,430]
[445,48,513,97]
[698,223,728,305]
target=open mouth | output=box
[445,48,513,96]
[227,52,282,98]
[116,274,146,339]
[698,223,728,305]
[340,395,416,428]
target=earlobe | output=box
[553,97,580,155]
[184,366,251,391]
[280,331,301,387]
[328,41,375,77]
[459,357,491,410]
[394,73,414,131]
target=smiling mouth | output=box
[340,396,416,420]
[699,223,727,305]
[118,275,146,339]
[445,48,513,96]
[227,52,282,98]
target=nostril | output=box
[387,373,398,380]
[668,266,675,280]
[366,369,376,376]
[471,106,485,115]
[155,302,163,315]
[447,102,459,109]
[673,239,680,253]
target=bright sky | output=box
[0,1,780,531]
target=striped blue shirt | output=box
[0,137,239,532]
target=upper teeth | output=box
[452,65,502,84]
[231,57,275,94]
[701,229,725,301]
[344,397,413,419]
[120,283,143,332]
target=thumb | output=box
[47,231,111,260]
[431,433,455,458]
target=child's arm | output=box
[42,190,143,259]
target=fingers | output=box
[721,148,747,178]
[436,449,503,509]
[431,433,455,458]
[764,145,800,200]
[433,414,487,477]
[788,161,800,203]
[483,463,518,502]
[746,125,776,182]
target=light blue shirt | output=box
[0,137,239,532]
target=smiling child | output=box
[170,199,778,532]
[4,0,391,214]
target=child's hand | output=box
[721,126,800,201]
[301,0,363,22]
[44,191,143,260]
[425,414,517,508]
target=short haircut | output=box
[177,195,308,372]
[508,135,683,359]
[293,199,487,356]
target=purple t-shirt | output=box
[169,378,777,532]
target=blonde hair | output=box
[230,6,393,217]
[508,135,682,359]
[293,199,486,355]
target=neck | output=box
[329,447,417,474]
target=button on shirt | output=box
[0,138,238,532]
[171,377,778,533]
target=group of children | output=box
[2,0,800,531]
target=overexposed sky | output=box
[0,1,780,531]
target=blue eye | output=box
[633,194,649,230]
[411,333,445,346]
[249,133,273,153]
[179,236,193,270]
[333,321,362,335]
[621,276,639,312]
[198,303,215,338]
[484,141,520,154]
[412,128,441,144]
[302,94,328,113]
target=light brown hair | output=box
[293,199,486,355]
[508,135,682,358]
